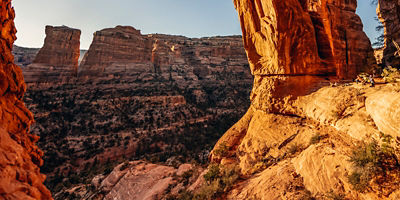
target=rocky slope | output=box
[20,26,252,197]
[0,1,52,199]
[377,0,400,67]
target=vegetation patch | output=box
[382,66,400,83]
[172,164,240,200]
[348,133,400,196]
[309,133,321,145]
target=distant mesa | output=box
[19,25,249,86]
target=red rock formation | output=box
[0,0,52,199]
[377,0,400,67]
[79,26,250,83]
[33,25,81,73]
[232,0,375,113]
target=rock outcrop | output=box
[54,161,202,200]
[23,25,81,83]
[0,1,52,199]
[232,0,375,113]
[377,0,400,67]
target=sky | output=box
[12,0,381,50]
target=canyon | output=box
[1,0,400,200]
[20,25,253,198]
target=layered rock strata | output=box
[24,25,81,82]
[377,0,400,67]
[0,1,51,199]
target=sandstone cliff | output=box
[23,25,81,83]
[377,0,400,67]
[229,0,376,113]
[0,1,51,199]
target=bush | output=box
[348,135,399,193]
[196,164,240,200]
[213,142,229,157]
[381,66,400,83]
[288,143,303,155]
[309,133,321,145]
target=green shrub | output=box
[213,142,229,157]
[348,135,399,192]
[203,164,220,183]
[196,164,240,200]
[381,66,400,83]
[309,133,321,145]
[288,143,303,155]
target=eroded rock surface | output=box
[0,1,52,199]
[233,0,375,112]
[55,161,203,200]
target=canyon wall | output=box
[230,0,375,113]
[0,1,52,199]
[378,0,400,67]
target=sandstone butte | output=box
[377,0,400,67]
[23,25,81,83]
[0,0,52,199]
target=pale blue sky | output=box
[13,0,380,49]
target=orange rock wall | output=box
[235,0,374,77]
[0,1,52,199]
[233,0,375,113]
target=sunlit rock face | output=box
[378,0,400,67]
[0,0,52,199]
[233,0,375,112]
